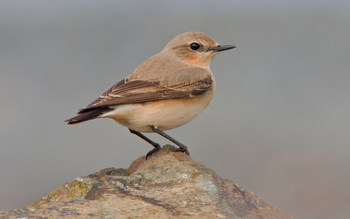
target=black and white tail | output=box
[65,107,113,125]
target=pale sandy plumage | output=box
[65,32,234,156]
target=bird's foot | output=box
[170,145,190,156]
[145,144,162,159]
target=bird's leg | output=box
[129,129,161,158]
[150,125,190,156]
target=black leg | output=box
[129,129,161,158]
[150,125,190,156]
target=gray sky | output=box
[1,1,350,218]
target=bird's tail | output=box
[65,107,112,125]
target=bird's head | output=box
[163,32,235,68]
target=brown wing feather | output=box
[77,68,213,114]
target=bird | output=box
[65,32,235,158]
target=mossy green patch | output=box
[66,178,96,199]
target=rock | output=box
[0,145,293,218]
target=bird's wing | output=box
[77,68,213,114]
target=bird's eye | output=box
[190,42,200,51]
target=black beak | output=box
[212,44,236,52]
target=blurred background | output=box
[1,0,349,218]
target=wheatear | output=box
[65,32,234,157]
